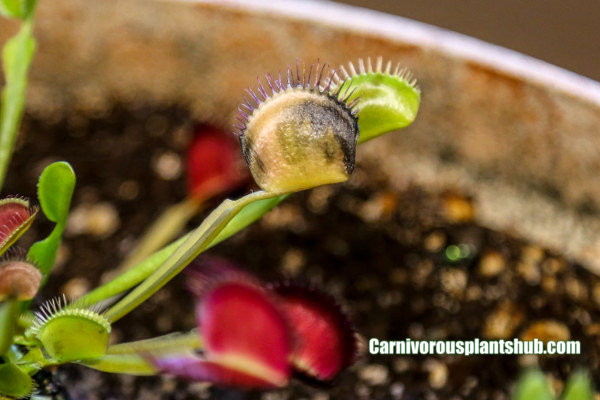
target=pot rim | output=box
[187,0,600,105]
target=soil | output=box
[4,104,600,400]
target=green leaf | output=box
[0,0,36,19]
[0,360,34,398]
[562,371,593,400]
[0,298,19,355]
[78,234,189,306]
[337,59,421,144]
[21,0,37,18]
[0,20,36,192]
[27,162,76,278]
[80,353,157,375]
[0,0,22,18]
[513,369,555,400]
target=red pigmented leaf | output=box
[0,198,38,256]
[272,282,358,381]
[154,262,291,389]
[187,125,248,201]
[154,259,359,388]
[196,281,291,387]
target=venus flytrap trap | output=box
[0,198,37,257]
[0,57,421,398]
[150,258,357,388]
[334,57,421,144]
[236,62,359,194]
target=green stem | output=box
[79,194,286,308]
[105,191,274,322]
[81,330,201,376]
[77,234,190,307]
[79,354,157,376]
[107,330,201,355]
[0,299,19,355]
[0,19,35,193]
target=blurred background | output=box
[335,0,600,81]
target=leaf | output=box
[27,162,76,278]
[0,0,36,19]
[513,369,555,400]
[80,353,157,376]
[0,20,35,192]
[0,0,23,19]
[21,0,37,18]
[0,359,34,398]
[562,371,593,400]
[0,298,19,355]
[337,58,421,144]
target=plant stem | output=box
[0,299,19,355]
[117,197,203,272]
[104,190,274,322]
[79,353,157,375]
[81,331,202,375]
[0,19,36,193]
[79,194,286,308]
[107,330,201,355]
[77,234,190,307]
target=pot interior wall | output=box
[1,0,600,272]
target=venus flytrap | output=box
[83,58,420,310]
[0,57,421,397]
[101,59,419,322]
[149,258,357,387]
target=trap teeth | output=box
[270,282,358,381]
[235,61,359,194]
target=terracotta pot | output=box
[2,0,600,271]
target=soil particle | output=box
[358,364,389,386]
[152,151,182,181]
[66,202,120,238]
[521,320,571,342]
[60,276,91,299]
[478,250,506,278]
[424,359,448,390]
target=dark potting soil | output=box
[4,105,600,400]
